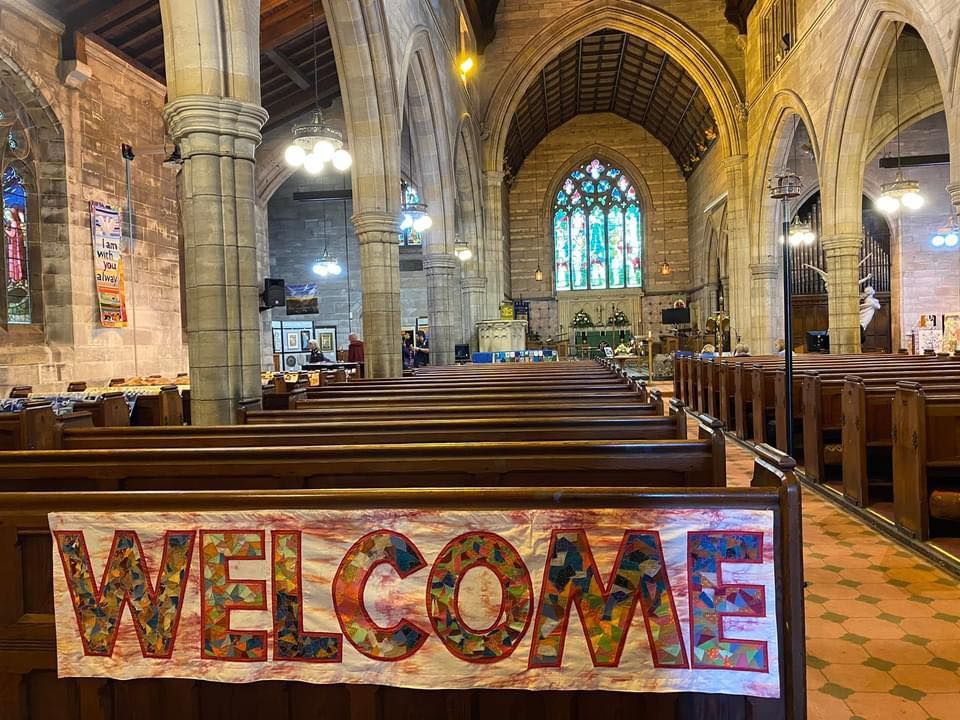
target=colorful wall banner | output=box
[89,202,127,327]
[50,507,780,698]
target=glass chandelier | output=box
[311,215,342,277]
[283,0,352,175]
[787,215,816,246]
[877,29,923,215]
[400,181,432,233]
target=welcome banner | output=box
[50,507,780,698]
[89,202,127,328]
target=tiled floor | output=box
[721,430,960,719]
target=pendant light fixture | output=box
[284,0,352,174]
[400,181,432,234]
[784,118,817,247]
[454,236,473,261]
[878,27,923,214]
[658,147,673,277]
[534,157,544,282]
[931,213,960,248]
[311,213,342,277]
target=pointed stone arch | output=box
[482,0,745,174]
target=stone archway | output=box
[819,3,953,352]
[749,93,821,353]
[399,29,459,365]
[455,115,487,347]
[482,0,745,173]
[0,53,70,353]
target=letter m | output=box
[55,530,195,658]
[529,530,688,669]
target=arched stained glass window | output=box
[3,165,30,323]
[553,158,642,291]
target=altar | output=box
[476,319,528,353]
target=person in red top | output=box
[347,333,365,363]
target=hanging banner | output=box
[89,202,128,327]
[50,507,780,698]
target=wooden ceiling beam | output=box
[265,49,311,90]
[261,0,318,53]
[67,0,148,34]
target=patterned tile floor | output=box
[722,431,960,718]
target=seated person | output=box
[733,343,751,356]
[307,339,331,364]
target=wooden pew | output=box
[0,475,805,720]
[0,427,727,491]
[893,383,960,540]
[72,392,130,429]
[61,412,690,450]
[841,377,960,506]
[800,367,960,482]
[129,385,183,426]
[0,403,60,450]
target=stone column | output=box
[353,212,401,378]
[822,233,863,354]
[483,170,505,319]
[750,261,783,355]
[163,95,267,425]
[461,275,487,351]
[948,183,960,214]
[424,253,460,366]
[723,154,751,345]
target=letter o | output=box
[426,532,533,663]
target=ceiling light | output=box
[659,260,673,277]
[284,144,306,168]
[454,237,472,262]
[313,252,341,277]
[534,266,544,282]
[303,152,324,175]
[332,148,352,171]
[788,216,816,246]
[931,214,960,248]
[879,171,923,214]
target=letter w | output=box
[55,530,195,658]
[528,530,688,669]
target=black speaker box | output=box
[264,278,285,307]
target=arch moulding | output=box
[482,0,745,173]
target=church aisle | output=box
[724,438,960,719]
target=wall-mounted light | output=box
[454,237,473,261]
[458,55,476,81]
[931,214,960,248]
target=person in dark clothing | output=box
[347,333,365,363]
[401,332,415,370]
[414,331,430,367]
[307,339,329,364]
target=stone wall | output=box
[506,113,690,338]
[0,3,186,393]
[865,112,958,350]
[266,172,427,351]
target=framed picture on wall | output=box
[300,329,313,351]
[316,327,337,354]
[285,331,301,352]
[272,329,282,353]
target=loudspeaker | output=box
[264,278,285,307]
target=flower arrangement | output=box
[570,309,594,328]
[607,309,630,327]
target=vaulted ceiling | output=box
[60,0,335,133]
[504,29,718,178]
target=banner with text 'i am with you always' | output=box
[89,202,127,328]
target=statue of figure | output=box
[860,286,881,330]
[801,253,874,294]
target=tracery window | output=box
[553,158,642,291]
[3,164,30,323]
[0,95,33,325]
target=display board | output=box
[89,202,128,328]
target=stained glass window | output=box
[553,158,642,292]
[399,182,424,247]
[3,165,30,323]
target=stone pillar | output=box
[723,155,751,346]
[461,275,487,351]
[163,95,267,425]
[255,201,274,370]
[948,183,960,214]
[424,253,460,366]
[822,233,863,354]
[353,212,401,378]
[483,170,505,319]
[750,261,783,355]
